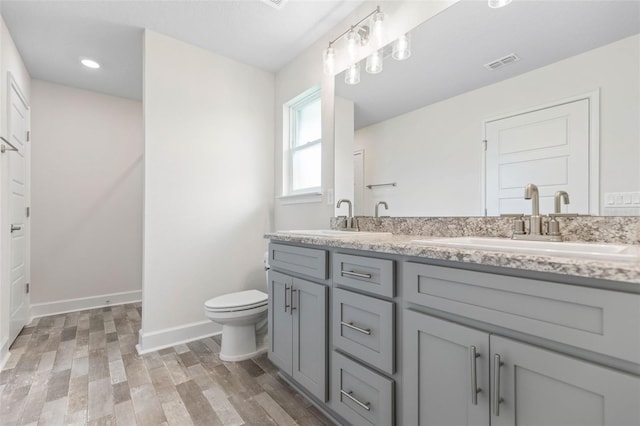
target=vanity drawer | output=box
[332,351,394,426]
[269,243,328,280]
[333,253,395,297]
[404,262,640,364]
[333,288,395,374]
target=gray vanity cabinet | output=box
[490,335,640,426]
[404,311,640,426]
[403,311,490,426]
[267,244,329,402]
[403,262,640,426]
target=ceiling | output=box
[335,0,640,129]
[0,0,364,100]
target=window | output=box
[284,87,322,196]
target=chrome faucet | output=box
[510,183,562,242]
[375,201,388,218]
[336,199,357,229]
[524,183,542,235]
[554,191,570,214]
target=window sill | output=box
[277,192,323,205]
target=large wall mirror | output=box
[334,0,640,217]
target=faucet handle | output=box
[548,213,578,218]
[501,214,526,235]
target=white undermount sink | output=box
[277,229,391,238]
[411,237,640,262]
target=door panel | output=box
[491,335,640,426]
[8,78,29,344]
[267,271,293,374]
[292,277,327,401]
[403,311,490,426]
[486,99,590,215]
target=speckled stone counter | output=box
[265,232,640,286]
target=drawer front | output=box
[404,262,640,365]
[333,288,395,374]
[269,243,328,280]
[333,253,395,297]
[332,351,394,426]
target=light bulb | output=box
[392,33,411,61]
[371,11,384,46]
[366,49,383,74]
[346,29,361,61]
[323,46,335,76]
[81,58,100,69]
[488,0,512,8]
[345,62,361,85]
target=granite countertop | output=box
[265,232,640,285]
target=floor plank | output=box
[0,303,333,425]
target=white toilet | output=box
[204,289,268,362]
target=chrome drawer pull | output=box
[470,346,481,405]
[341,270,372,279]
[493,354,504,416]
[340,389,371,411]
[284,285,290,313]
[340,321,371,335]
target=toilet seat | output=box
[205,290,268,313]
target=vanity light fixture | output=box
[322,6,384,77]
[488,0,512,8]
[80,58,101,69]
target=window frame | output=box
[284,86,322,196]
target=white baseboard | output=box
[0,336,10,371]
[136,320,221,355]
[29,290,142,320]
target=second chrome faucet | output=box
[511,183,573,242]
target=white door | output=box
[485,98,590,215]
[7,77,29,344]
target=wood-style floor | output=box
[0,303,331,425]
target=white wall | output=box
[274,1,457,230]
[355,34,640,217]
[140,30,274,352]
[29,80,143,316]
[0,16,31,367]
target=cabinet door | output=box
[293,277,328,401]
[491,335,640,426]
[403,311,490,426]
[268,270,293,374]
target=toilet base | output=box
[219,323,267,362]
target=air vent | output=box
[260,0,288,9]
[484,53,520,71]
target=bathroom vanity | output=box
[266,224,640,426]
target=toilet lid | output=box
[205,290,268,311]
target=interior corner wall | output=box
[141,30,275,352]
[0,16,31,366]
[29,80,143,316]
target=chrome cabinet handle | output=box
[340,321,371,335]
[290,289,297,312]
[470,346,481,405]
[284,285,290,312]
[493,354,504,416]
[341,270,372,279]
[10,224,21,232]
[340,390,371,411]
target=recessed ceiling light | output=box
[488,0,512,8]
[80,58,101,69]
